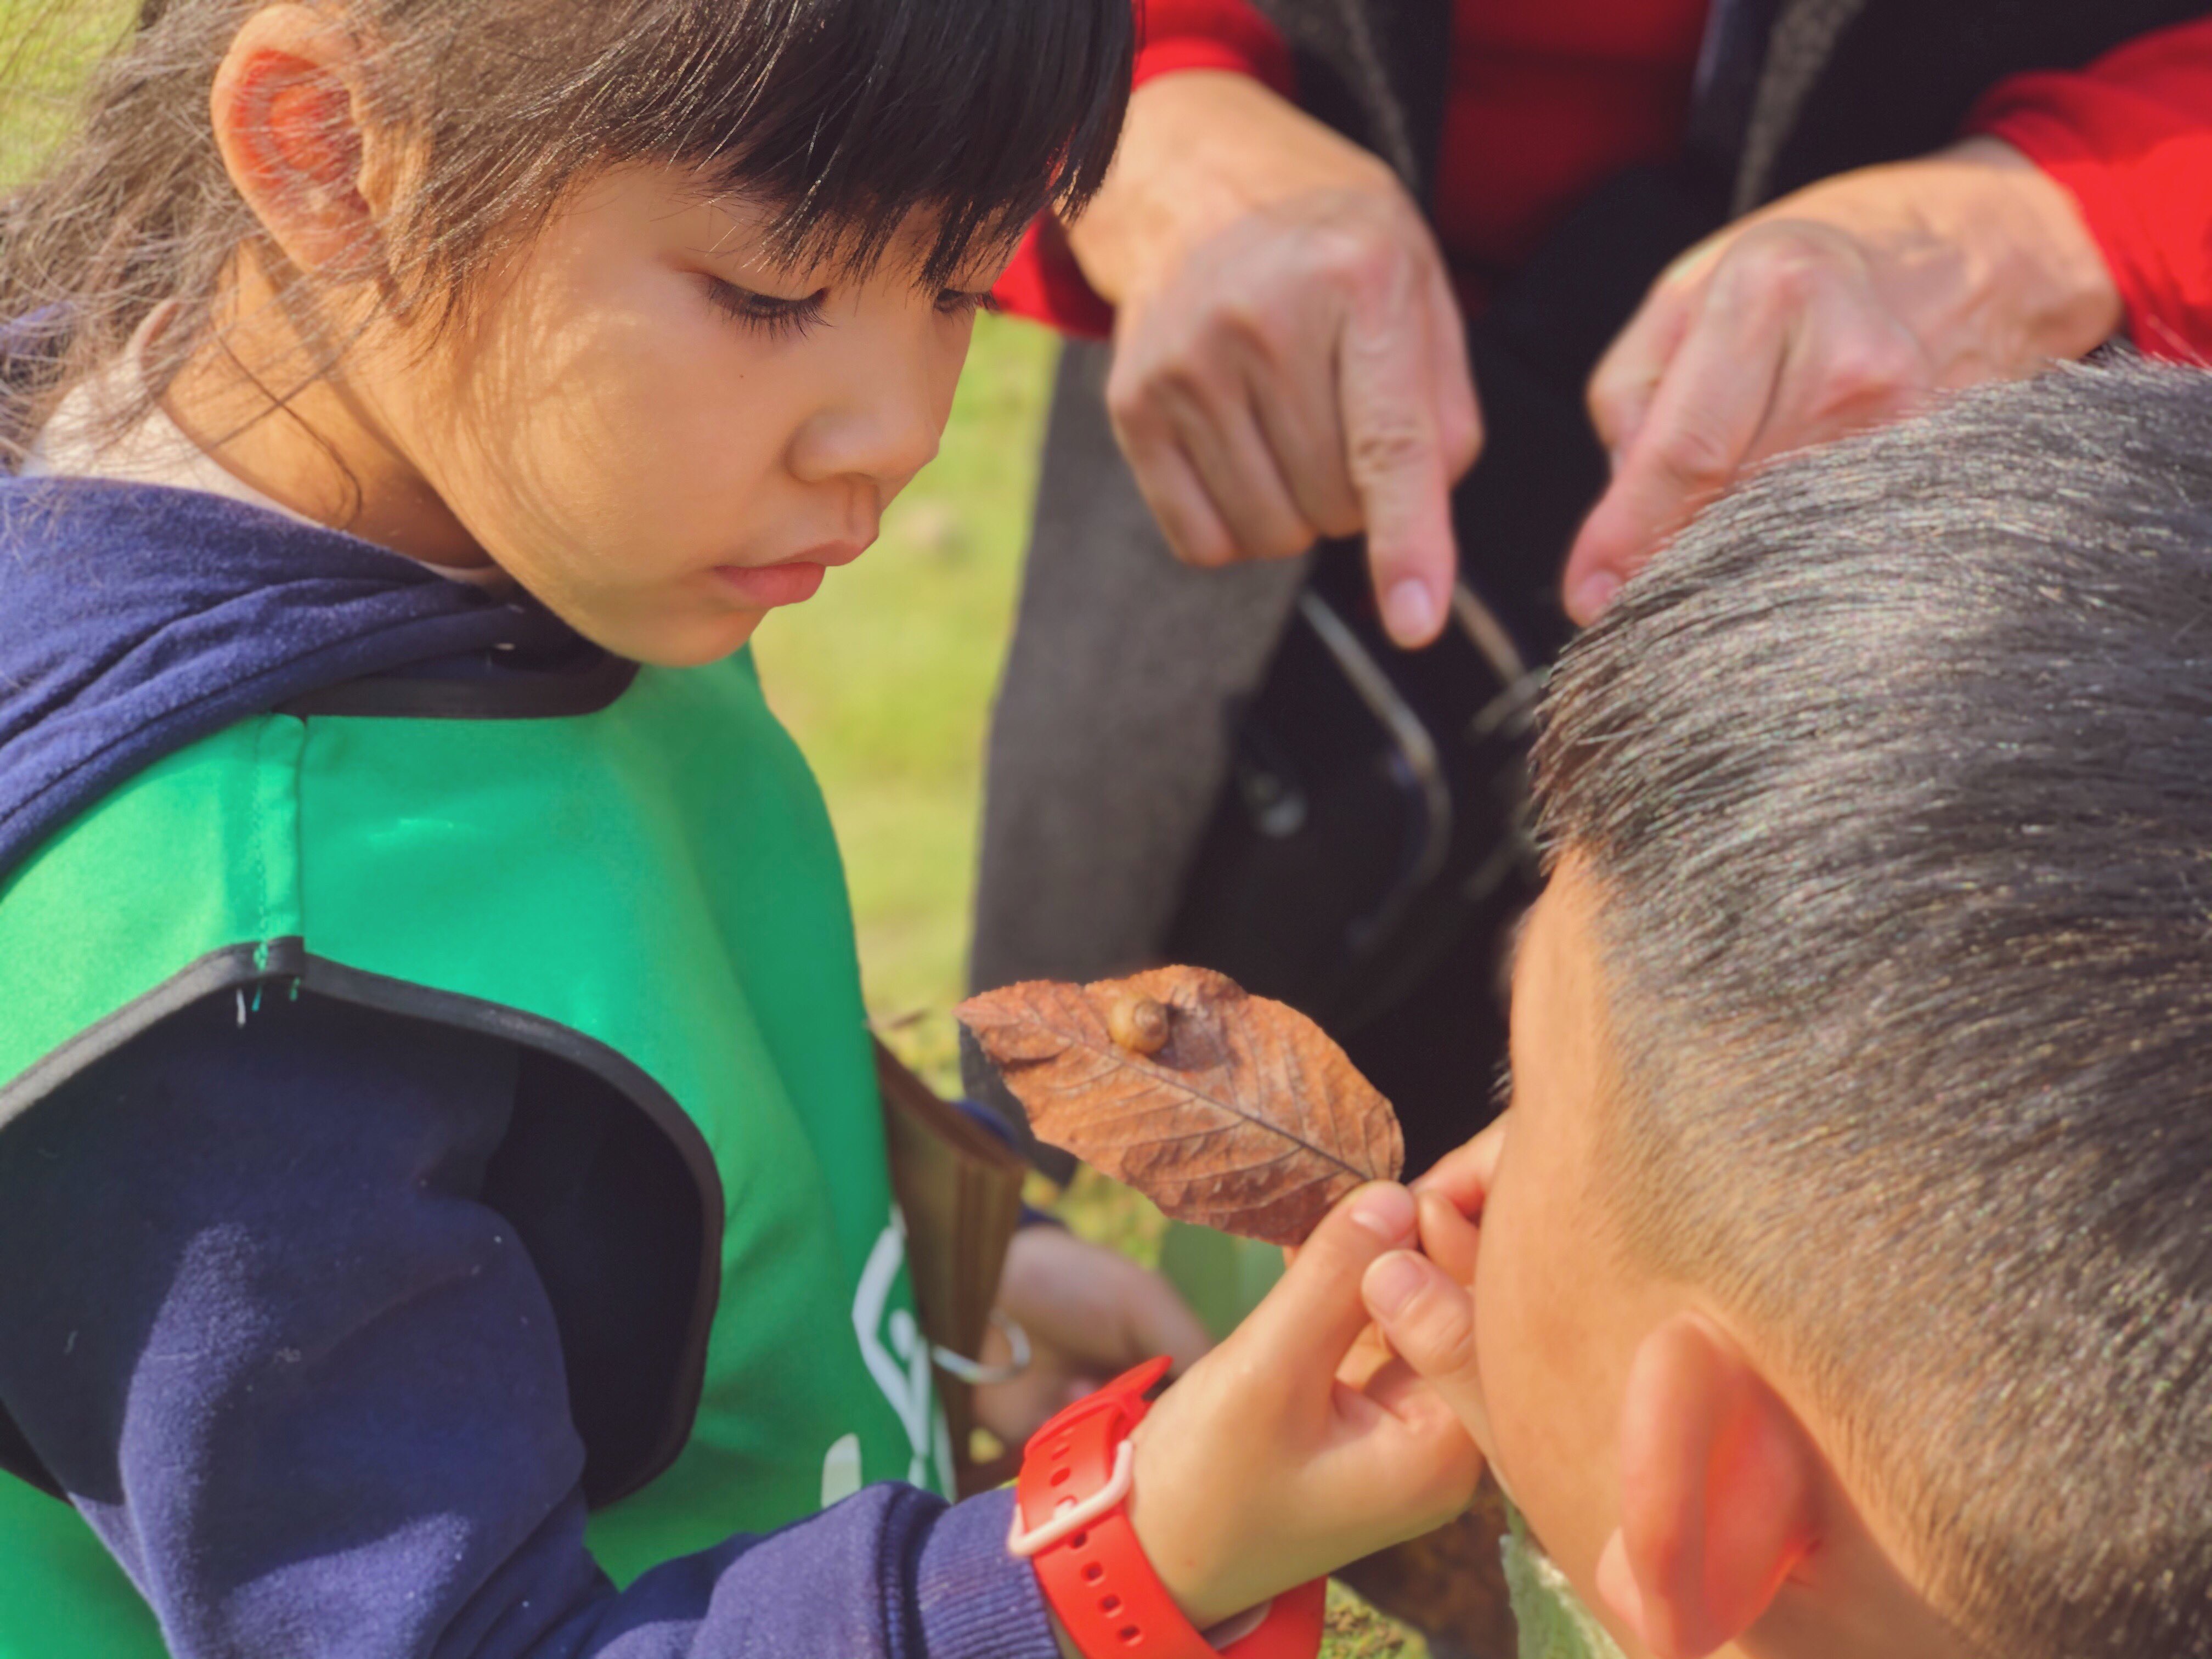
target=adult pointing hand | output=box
[1065,70,1480,648]
[1562,137,2124,624]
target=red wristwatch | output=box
[1009,1357,1327,1659]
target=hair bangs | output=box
[607,0,1133,287]
[0,0,1132,461]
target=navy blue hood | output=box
[0,477,586,885]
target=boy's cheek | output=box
[1468,1246,1521,1480]
[1470,1202,1617,1589]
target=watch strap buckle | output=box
[1029,1354,1173,1446]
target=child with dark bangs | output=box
[0,3,1482,1657]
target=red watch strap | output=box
[1013,1360,1325,1659]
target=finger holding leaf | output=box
[1118,1183,1486,1629]
[963,969,1496,1637]
[961,965,1416,1391]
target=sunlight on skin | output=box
[163,12,1008,667]
[167,169,1001,664]
[111,19,1471,1658]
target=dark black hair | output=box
[395,0,1135,292]
[1535,358,2212,1658]
[1,0,1132,460]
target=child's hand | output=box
[1358,1119,1506,1454]
[1122,1184,1485,1629]
[1410,1116,1506,1230]
[979,1226,1213,1444]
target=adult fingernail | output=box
[1348,1183,1415,1242]
[1383,579,1436,644]
[1570,572,1620,624]
[1364,1252,1427,1318]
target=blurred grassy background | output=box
[3,14,1430,1652]
[0,1,129,181]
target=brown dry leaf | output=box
[957,967,1403,1246]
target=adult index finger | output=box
[1561,280,1790,623]
[1339,289,1456,648]
[1423,255,1483,484]
[1587,231,1729,458]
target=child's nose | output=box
[788,370,945,491]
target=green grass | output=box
[0,1,131,188]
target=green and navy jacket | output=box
[0,478,1058,1659]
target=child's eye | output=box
[703,278,829,341]
[935,289,1002,321]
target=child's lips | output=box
[711,540,866,610]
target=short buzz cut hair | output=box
[1533,360,2212,1658]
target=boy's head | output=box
[2,0,1130,662]
[1462,362,2212,1659]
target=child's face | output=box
[1462,861,1685,1650]
[358,166,1000,664]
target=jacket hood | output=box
[0,477,580,886]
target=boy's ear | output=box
[1594,1314,1820,1659]
[210,4,390,275]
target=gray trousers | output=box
[968,340,1307,996]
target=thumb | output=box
[1234,1182,1418,1378]
[1362,1249,1488,1447]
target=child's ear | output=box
[210,4,391,275]
[1594,1313,1820,1659]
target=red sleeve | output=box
[1970,18,2212,362]
[1131,0,1295,92]
[991,0,1296,338]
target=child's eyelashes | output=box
[703,276,829,341]
[700,277,996,339]
[936,289,1002,321]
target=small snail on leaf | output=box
[1107,992,1171,1056]
[957,966,1403,1246]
